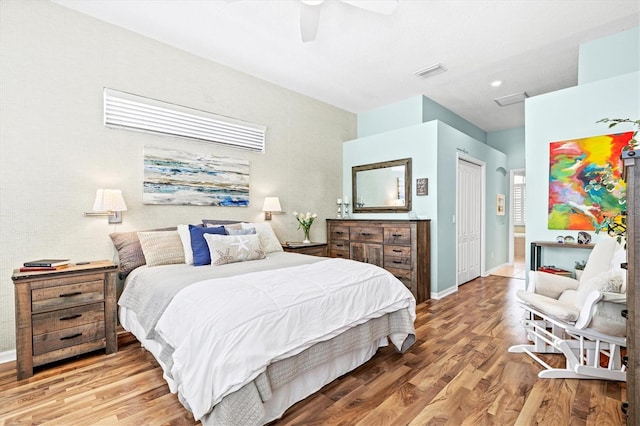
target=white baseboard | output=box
[0,349,16,365]
[486,262,510,276]
[430,285,458,300]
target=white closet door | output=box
[457,159,482,285]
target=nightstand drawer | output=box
[32,279,105,313]
[32,303,105,335]
[33,322,105,356]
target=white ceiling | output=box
[52,0,640,132]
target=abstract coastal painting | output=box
[144,146,250,206]
[548,132,633,230]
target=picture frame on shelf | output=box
[496,194,505,216]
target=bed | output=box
[112,221,416,425]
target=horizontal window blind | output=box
[104,88,266,152]
[513,183,526,226]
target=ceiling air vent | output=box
[494,92,529,107]
[414,63,447,79]
[104,88,267,152]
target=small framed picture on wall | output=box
[416,178,428,196]
[496,194,505,216]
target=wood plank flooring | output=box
[0,275,627,425]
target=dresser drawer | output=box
[386,267,414,292]
[32,303,105,335]
[384,227,412,245]
[33,321,105,356]
[350,226,383,243]
[32,279,105,313]
[329,225,350,241]
[384,245,412,269]
[330,242,350,259]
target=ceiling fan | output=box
[299,0,398,42]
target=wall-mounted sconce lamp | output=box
[262,196,282,220]
[85,189,128,223]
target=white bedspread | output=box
[155,257,416,421]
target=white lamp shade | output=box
[262,196,282,212]
[93,189,128,212]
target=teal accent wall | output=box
[357,96,423,138]
[423,96,488,143]
[436,122,508,294]
[579,27,640,85]
[487,127,525,170]
[343,119,507,297]
[525,71,639,272]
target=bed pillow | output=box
[189,224,227,266]
[177,224,195,265]
[137,231,185,267]
[109,227,176,279]
[242,222,283,253]
[225,227,256,235]
[204,233,266,266]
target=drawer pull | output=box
[336,254,344,258]
[392,249,402,253]
[360,232,371,236]
[59,291,82,298]
[392,233,403,237]
[60,333,82,341]
[59,314,82,321]
[393,260,403,264]
[336,231,344,235]
[337,244,344,247]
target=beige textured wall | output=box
[0,1,355,353]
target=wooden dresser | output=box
[327,219,431,303]
[12,260,118,380]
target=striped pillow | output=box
[137,231,185,267]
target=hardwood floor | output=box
[0,275,626,425]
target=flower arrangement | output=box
[293,211,317,243]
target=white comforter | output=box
[155,257,416,420]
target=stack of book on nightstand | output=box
[20,258,70,272]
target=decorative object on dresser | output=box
[282,242,328,257]
[11,260,118,380]
[327,219,430,303]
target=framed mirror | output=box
[352,158,412,213]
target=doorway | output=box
[457,157,484,286]
[509,169,526,279]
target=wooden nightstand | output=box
[11,260,118,380]
[282,242,328,257]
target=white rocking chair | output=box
[509,236,627,381]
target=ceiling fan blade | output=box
[300,1,323,42]
[341,0,398,15]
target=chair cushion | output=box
[580,236,617,283]
[575,270,624,308]
[516,290,581,322]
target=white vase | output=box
[575,269,583,281]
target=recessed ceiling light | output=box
[490,80,503,87]
[494,92,529,107]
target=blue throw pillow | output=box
[189,225,226,265]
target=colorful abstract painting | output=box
[143,146,250,206]
[548,132,633,230]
